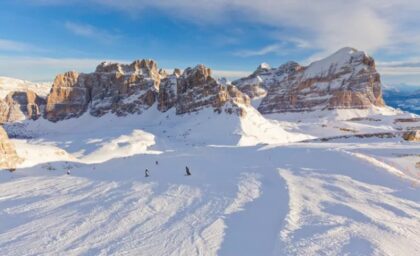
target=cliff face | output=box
[234,47,384,114]
[45,60,163,121]
[88,60,161,117]
[2,47,387,123]
[42,62,250,121]
[175,65,250,116]
[0,91,45,123]
[44,71,90,122]
[0,126,21,170]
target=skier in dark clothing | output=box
[145,169,150,177]
[155,161,158,165]
[185,166,191,176]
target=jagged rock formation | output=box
[176,65,250,116]
[158,71,179,112]
[45,71,90,122]
[0,126,21,170]
[44,61,250,121]
[234,47,385,113]
[3,47,388,122]
[89,60,160,117]
[0,90,45,123]
[45,60,163,121]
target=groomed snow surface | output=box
[1,106,419,256]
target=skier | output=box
[145,169,150,177]
[155,160,159,165]
[185,166,191,176]
[67,170,71,175]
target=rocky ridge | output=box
[233,47,385,114]
[43,60,250,122]
[0,47,388,124]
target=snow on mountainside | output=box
[0,48,419,255]
[1,109,419,255]
[0,76,51,98]
[234,47,384,113]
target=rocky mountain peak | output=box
[173,68,182,76]
[176,64,249,115]
[255,62,271,73]
[182,64,212,82]
[233,47,384,113]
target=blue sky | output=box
[0,0,419,86]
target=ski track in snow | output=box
[1,109,420,255]
[1,145,419,256]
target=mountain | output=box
[233,47,384,113]
[43,61,251,122]
[0,48,419,255]
[383,85,420,114]
[1,47,388,124]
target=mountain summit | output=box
[234,47,384,113]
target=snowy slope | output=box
[0,140,419,255]
[0,100,419,255]
[6,105,311,167]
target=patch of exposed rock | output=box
[0,126,21,170]
[403,130,420,141]
[44,71,90,122]
[158,71,179,112]
[234,47,385,113]
[0,90,45,123]
[43,60,249,121]
[171,65,250,116]
[89,60,161,117]
[45,60,164,121]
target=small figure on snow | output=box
[67,170,71,175]
[185,166,191,176]
[155,160,159,165]
[145,169,150,177]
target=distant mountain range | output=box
[383,85,420,114]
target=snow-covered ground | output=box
[1,107,419,255]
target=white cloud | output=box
[28,0,420,56]
[0,56,124,81]
[0,55,252,81]
[233,44,284,57]
[64,21,120,43]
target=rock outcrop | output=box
[0,90,45,123]
[172,65,250,116]
[158,71,179,112]
[234,47,385,114]
[0,126,21,170]
[403,130,420,142]
[44,71,90,122]
[45,60,164,121]
[88,60,161,117]
[4,47,388,122]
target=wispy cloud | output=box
[0,38,42,52]
[0,55,252,81]
[0,56,124,81]
[64,21,120,43]
[28,0,420,57]
[233,44,284,57]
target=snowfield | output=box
[0,106,419,256]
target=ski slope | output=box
[0,108,419,255]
